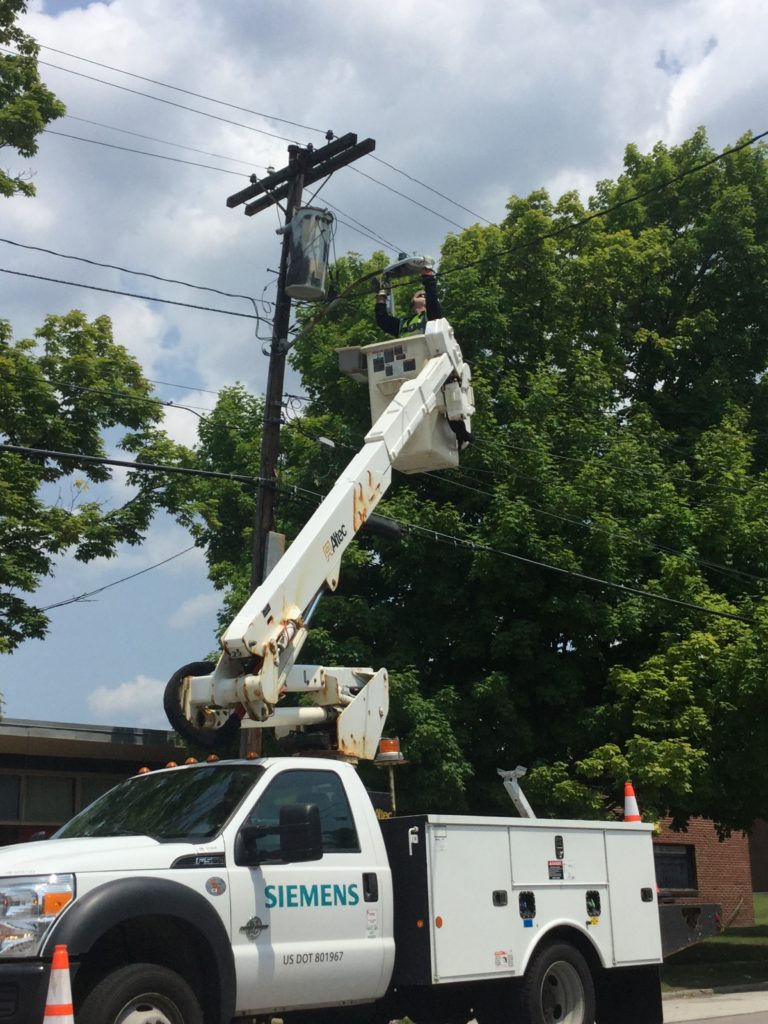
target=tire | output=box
[163,660,243,749]
[518,942,596,1024]
[77,963,204,1024]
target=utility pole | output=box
[227,132,375,753]
[228,133,375,591]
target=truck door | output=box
[229,767,389,1013]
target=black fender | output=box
[42,876,236,1024]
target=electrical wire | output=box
[349,164,468,232]
[402,520,754,625]
[44,129,249,178]
[272,472,755,624]
[64,115,266,168]
[0,268,261,320]
[39,45,490,225]
[6,438,754,625]
[299,424,768,595]
[433,128,768,284]
[41,130,402,255]
[14,51,306,145]
[0,367,212,417]
[0,444,261,484]
[369,154,491,225]
[37,44,328,137]
[40,545,198,611]
[0,237,261,314]
[354,128,768,302]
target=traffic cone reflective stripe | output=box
[43,945,74,1023]
[624,781,641,822]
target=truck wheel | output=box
[519,942,595,1024]
[77,963,203,1024]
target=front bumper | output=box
[0,963,48,1022]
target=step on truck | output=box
[0,312,671,1022]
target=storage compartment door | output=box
[429,825,515,982]
[604,831,663,965]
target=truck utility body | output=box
[0,757,664,1024]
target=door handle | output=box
[363,872,379,902]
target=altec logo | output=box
[265,883,360,909]
[323,523,348,561]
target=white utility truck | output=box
[0,319,670,1023]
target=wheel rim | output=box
[538,960,586,1024]
[113,993,179,1024]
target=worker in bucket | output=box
[375,268,443,337]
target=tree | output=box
[141,130,768,831]
[0,0,65,197]
[0,311,165,652]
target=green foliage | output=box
[0,312,165,651]
[0,0,65,197]
[153,130,768,828]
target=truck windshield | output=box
[54,763,264,842]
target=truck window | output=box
[249,770,359,855]
[54,763,264,842]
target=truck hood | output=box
[0,836,223,876]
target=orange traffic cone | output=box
[624,781,641,822]
[43,945,74,1023]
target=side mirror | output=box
[235,803,322,865]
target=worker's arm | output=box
[422,270,443,321]
[375,294,401,337]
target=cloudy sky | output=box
[2,0,766,729]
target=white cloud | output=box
[168,591,221,630]
[87,674,167,728]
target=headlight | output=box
[0,875,75,957]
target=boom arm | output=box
[164,319,473,756]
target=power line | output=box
[350,164,468,232]
[38,44,329,137]
[64,115,266,169]
[0,367,212,417]
[369,154,492,225]
[43,128,400,255]
[274,474,754,624]
[301,425,768,595]
[403,520,754,625]
[0,237,260,314]
[435,128,768,284]
[41,545,198,611]
[0,268,261,320]
[19,52,305,145]
[360,127,768,302]
[41,45,487,226]
[8,439,751,625]
[44,128,249,178]
[0,443,261,484]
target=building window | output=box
[0,776,20,821]
[27,776,76,823]
[654,843,697,892]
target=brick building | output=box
[0,717,181,844]
[654,818,755,926]
[749,819,768,891]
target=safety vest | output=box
[399,311,426,335]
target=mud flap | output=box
[595,964,663,1024]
